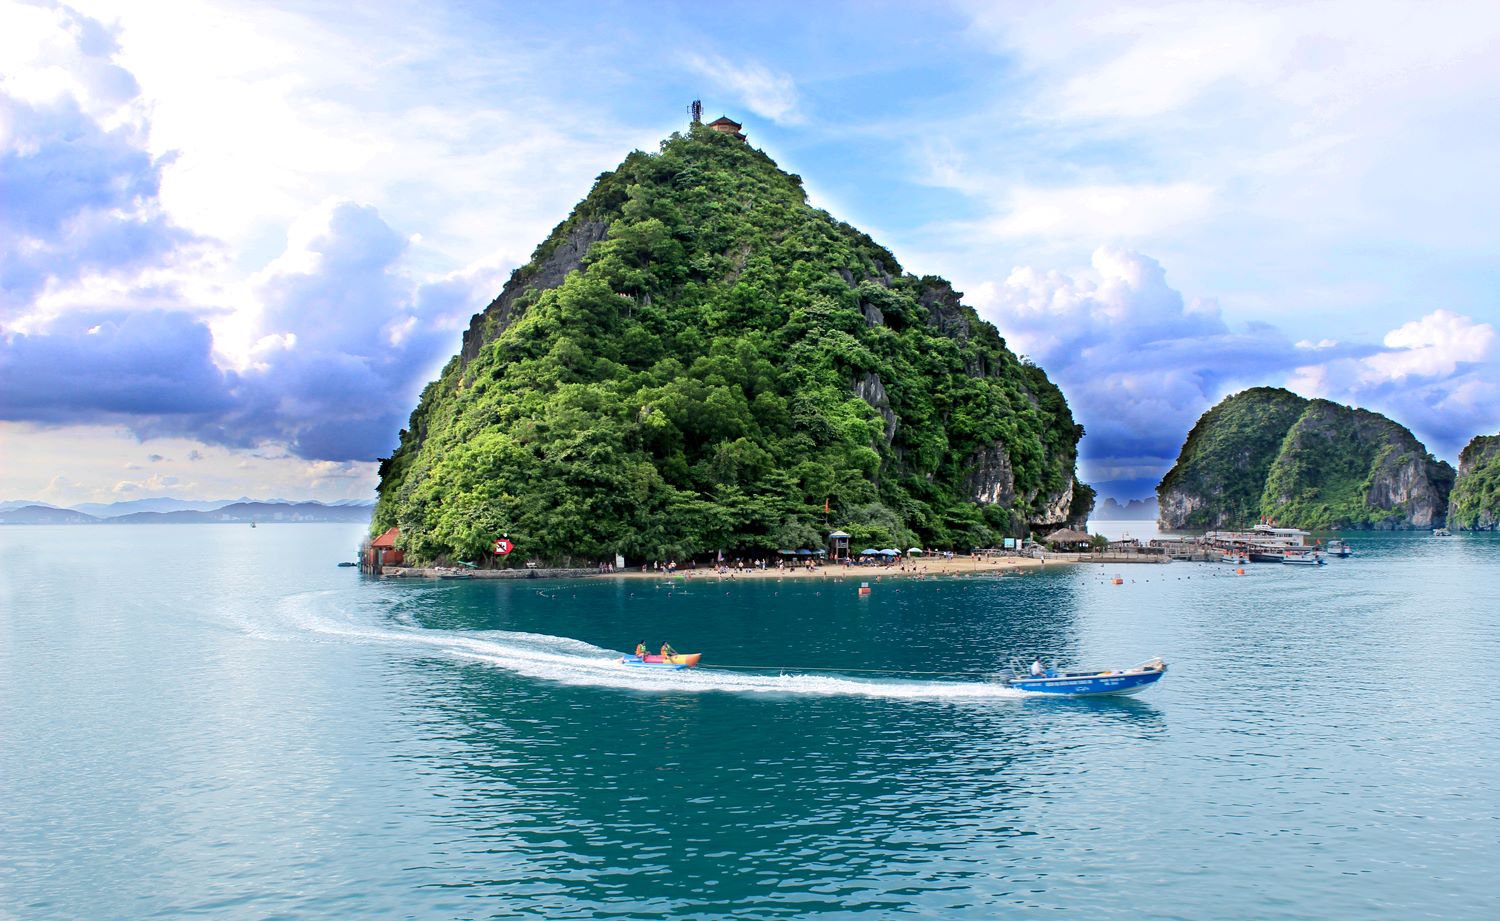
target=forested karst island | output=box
[1157,387,1454,530]
[373,122,1090,563]
[1449,434,1500,530]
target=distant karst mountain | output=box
[374,121,1090,563]
[1090,497,1159,520]
[1157,387,1454,530]
[72,497,251,517]
[1449,433,1500,530]
[0,504,99,525]
[0,500,373,525]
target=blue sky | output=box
[2,0,1498,505]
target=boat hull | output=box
[621,653,701,669]
[1009,666,1165,697]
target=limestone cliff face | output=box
[960,443,1014,506]
[460,220,609,364]
[853,372,898,447]
[955,444,1081,531]
[1159,388,1453,530]
[1157,387,1307,530]
[1158,489,1215,530]
[1450,434,1500,530]
[1261,401,1453,529]
[855,274,1087,533]
[1363,451,1451,529]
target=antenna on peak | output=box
[689,99,702,126]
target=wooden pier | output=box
[1149,538,1219,562]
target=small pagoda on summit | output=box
[705,115,746,141]
[688,100,746,141]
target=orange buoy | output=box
[858,581,871,596]
[1235,567,1246,575]
[1111,577,1124,585]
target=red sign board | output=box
[493,538,513,556]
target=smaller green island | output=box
[1449,434,1500,530]
[1157,387,1455,530]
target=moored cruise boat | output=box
[1208,524,1319,563]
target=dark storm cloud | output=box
[0,311,234,421]
[196,202,474,462]
[2,193,476,462]
[978,248,1493,498]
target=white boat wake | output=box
[265,589,1025,701]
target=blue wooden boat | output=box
[1002,658,1166,696]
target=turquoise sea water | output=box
[2,523,1497,919]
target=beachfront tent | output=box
[1043,528,1094,550]
[907,547,923,555]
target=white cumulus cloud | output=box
[686,53,804,125]
[1289,309,1499,448]
[974,247,1499,495]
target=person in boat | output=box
[634,643,647,658]
[1031,658,1046,677]
[660,642,677,659]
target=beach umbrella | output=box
[907,547,923,555]
[795,549,812,556]
[880,548,898,556]
[778,549,795,555]
[861,548,879,555]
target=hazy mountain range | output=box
[1089,497,1159,520]
[0,499,374,525]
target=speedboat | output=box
[1326,539,1352,557]
[1282,549,1325,565]
[621,652,702,670]
[1001,658,1166,696]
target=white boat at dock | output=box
[1206,524,1319,563]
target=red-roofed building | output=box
[705,115,746,140]
[363,526,405,571]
